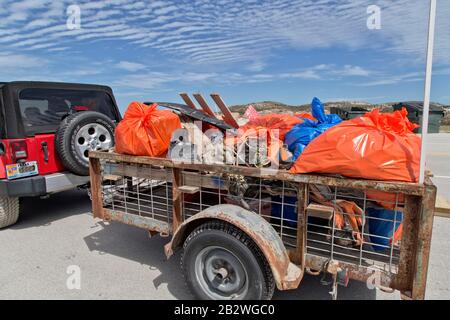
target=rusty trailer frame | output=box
[89,150,436,300]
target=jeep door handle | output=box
[41,142,49,163]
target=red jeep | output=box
[0,81,121,228]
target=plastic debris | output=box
[290,108,421,182]
[285,97,342,160]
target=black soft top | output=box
[0,81,120,139]
[1,81,114,94]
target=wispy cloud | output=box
[112,63,371,90]
[246,61,266,72]
[116,61,146,72]
[114,72,218,90]
[0,53,46,68]
[357,72,423,86]
[338,65,372,77]
[0,0,448,66]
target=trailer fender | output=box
[164,204,302,290]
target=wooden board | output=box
[210,94,239,128]
[306,203,334,220]
[193,93,217,117]
[179,93,198,109]
[435,195,450,218]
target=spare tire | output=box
[55,111,115,176]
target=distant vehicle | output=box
[0,81,121,228]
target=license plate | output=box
[6,161,39,180]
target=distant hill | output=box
[229,100,396,115]
[229,100,450,125]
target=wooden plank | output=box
[178,186,200,194]
[306,203,334,220]
[88,156,104,219]
[193,93,217,117]
[183,172,226,190]
[179,93,198,109]
[103,161,227,190]
[210,93,239,128]
[435,195,450,218]
[103,174,121,181]
[104,162,172,182]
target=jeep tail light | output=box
[10,140,28,162]
[0,141,5,156]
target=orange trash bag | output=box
[240,114,303,141]
[295,112,316,121]
[115,102,182,157]
[366,190,405,209]
[290,108,421,182]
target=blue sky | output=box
[0,0,449,112]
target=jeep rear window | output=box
[18,88,117,135]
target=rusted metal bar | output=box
[90,151,425,196]
[88,156,104,219]
[104,209,170,234]
[305,254,394,288]
[411,183,437,299]
[297,183,307,274]
[193,93,217,117]
[179,93,198,109]
[172,168,183,232]
[289,184,307,273]
[210,94,239,128]
[395,194,420,294]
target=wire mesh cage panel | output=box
[100,161,174,229]
[99,160,404,277]
[306,185,403,276]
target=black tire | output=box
[181,220,275,300]
[55,111,115,176]
[0,196,20,229]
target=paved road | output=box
[1,134,449,300]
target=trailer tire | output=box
[0,196,20,229]
[181,220,275,300]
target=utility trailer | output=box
[89,150,436,300]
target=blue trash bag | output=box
[311,97,342,124]
[367,207,403,252]
[285,119,323,160]
[271,196,297,227]
[285,97,342,160]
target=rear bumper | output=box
[0,172,89,197]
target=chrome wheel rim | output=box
[194,246,249,300]
[75,123,113,161]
